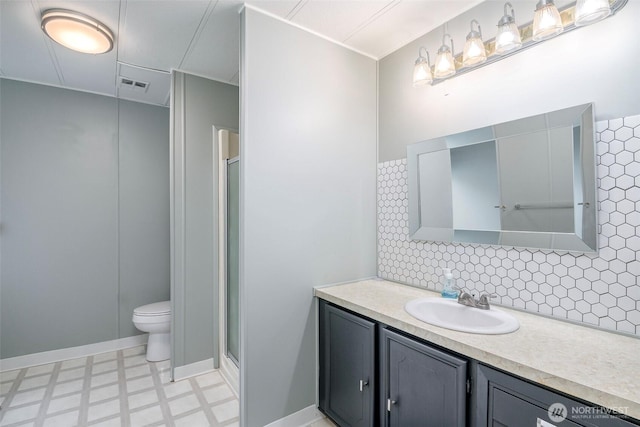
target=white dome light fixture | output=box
[41,9,114,54]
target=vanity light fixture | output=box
[532,0,563,41]
[410,0,626,87]
[462,20,487,67]
[495,2,522,55]
[434,33,456,79]
[412,47,433,87]
[574,0,611,26]
[41,9,114,54]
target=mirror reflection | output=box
[408,103,597,252]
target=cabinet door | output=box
[319,300,376,427]
[381,328,467,427]
[475,364,639,427]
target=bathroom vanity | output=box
[316,279,640,427]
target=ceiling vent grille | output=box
[119,77,149,93]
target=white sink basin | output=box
[405,298,519,334]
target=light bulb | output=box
[413,52,433,87]
[462,20,486,67]
[574,0,611,26]
[434,33,456,79]
[495,2,522,55]
[532,0,563,41]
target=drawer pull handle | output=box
[359,380,369,392]
[387,398,397,412]
[537,418,557,427]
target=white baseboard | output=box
[0,334,148,372]
[264,405,325,427]
[172,358,215,381]
[219,355,239,397]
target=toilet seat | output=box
[133,301,170,316]
[133,301,171,325]
[133,312,170,324]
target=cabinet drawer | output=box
[476,364,639,427]
[492,388,582,427]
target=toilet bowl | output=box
[132,301,171,362]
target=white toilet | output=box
[132,301,171,362]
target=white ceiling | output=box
[0,0,483,106]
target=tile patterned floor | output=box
[0,346,239,427]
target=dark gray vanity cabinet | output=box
[319,301,469,427]
[380,328,468,427]
[319,300,376,427]
[319,300,639,427]
[475,364,639,427]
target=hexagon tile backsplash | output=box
[377,114,640,336]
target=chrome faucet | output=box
[457,291,477,308]
[457,291,495,310]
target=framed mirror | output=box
[408,103,597,253]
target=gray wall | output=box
[118,100,171,338]
[240,8,377,426]
[0,79,170,359]
[170,72,239,369]
[379,0,640,162]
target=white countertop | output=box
[314,279,640,420]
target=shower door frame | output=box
[224,155,240,367]
[214,126,240,396]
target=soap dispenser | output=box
[441,268,459,299]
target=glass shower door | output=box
[226,158,240,365]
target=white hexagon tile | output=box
[377,114,640,336]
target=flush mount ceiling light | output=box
[410,0,627,87]
[41,9,114,54]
